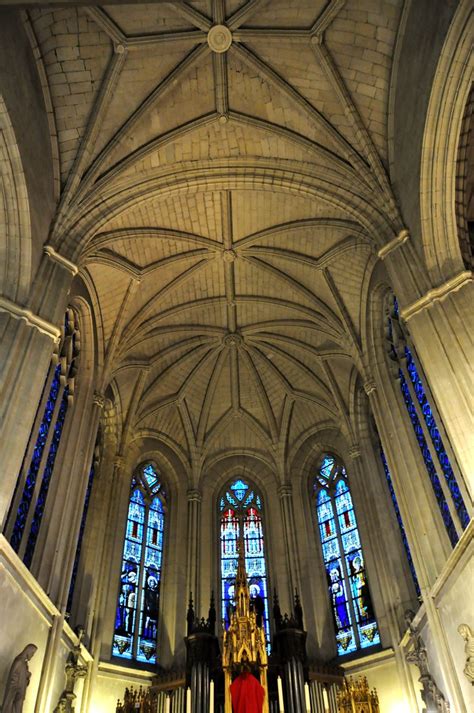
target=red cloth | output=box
[230,672,265,713]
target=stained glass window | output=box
[113,463,165,665]
[220,478,271,649]
[6,309,80,567]
[386,297,470,546]
[314,455,380,657]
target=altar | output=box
[116,538,379,713]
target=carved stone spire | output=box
[187,593,195,636]
[235,522,251,619]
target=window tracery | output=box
[7,309,80,568]
[386,296,470,546]
[113,463,165,666]
[314,455,380,656]
[219,477,270,648]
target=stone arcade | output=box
[0,0,472,711]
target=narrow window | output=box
[314,455,380,656]
[7,309,80,568]
[220,478,270,647]
[113,463,165,665]
[386,296,470,546]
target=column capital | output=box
[363,380,377,396]
[187,488,202,503]
[92,391,105,409]
[278,484,293,498]
[348,445,361,460]
[113,455,125,470]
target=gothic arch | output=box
[0,94,32,303]
[59,161,396,262]
[420,0,474,282]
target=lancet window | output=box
[113,463,166,666]
[220,478,271,647]
[314,454,380,656]
[6,309,80,568]
[386,296,470,547]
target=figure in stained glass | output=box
[349,554,372,621]
[113,463,166,665]
[314,454,380,656]
[220,477,271,649]
[328,564,350,630]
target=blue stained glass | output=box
[10,365,62,553]
[243,491,255,507]
[220,479,270,649]
[320,455,335,480]
[113,466,165,666]
[24,385,69,568]
[405,347,469,529]
[379,446,421,598]
[230,479,249,500]
[322,538,340,562]
[399,371,458,547]
[341,529,359,552]
[315,456,380,656]
[143,464,161,494]
[67,458,96,614]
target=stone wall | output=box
[0,534,92,713]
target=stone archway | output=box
[0,94,32,304]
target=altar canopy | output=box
[230,672,265,713]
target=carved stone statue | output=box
[457,623,474,685]
[404,611,450,713]
[1,644,37,713]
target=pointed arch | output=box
[219,475,271,648]
[112,462,167,665]
[312,453,380,656]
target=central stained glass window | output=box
[314,455,380,656]
[220,478,270,647]
[113,463,165,665]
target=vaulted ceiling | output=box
[29,0,405,476]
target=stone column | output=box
[186,489,202,610]
[44,392,104,609]
[347,442,419,711]
[81,454,126,713]
[0,251,76,529]
[278,484,301,601]
[365,379,468,708]
[381,238,473,498]
[0,311,58,529]
[400,274,473,498]
[364,380,451,589]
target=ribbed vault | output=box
[28,0,405,479]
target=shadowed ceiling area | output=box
[30,0,405,474]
